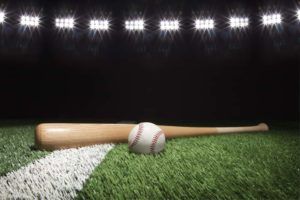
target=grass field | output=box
[0,124,49,176]
[0,121,299,199]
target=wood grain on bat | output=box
[35,123,269,150]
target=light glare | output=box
[55,17,75,29]
[230,17,249,28]
[20,15,40,27]
[0,11,5,23]
[125,20,144,31]
[297,10,300,21]
[195,19,214,30]
[90,20,109,30]
[160,20,179,31]
[262,13,282,25]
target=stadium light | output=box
[297,10,300,21]
[0,11,5,23]
[230,17,249,28]
[125,19,144,31]
[55,17,75,29]
[262,13,282,25]
[90,19,109,30]
[20,15,40,27]
[195,19,214,30]
[160,20,179,31]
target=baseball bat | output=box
[35,123,269,151]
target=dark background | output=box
[0,0,299,122]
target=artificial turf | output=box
[0,122,299,199]
[0,123,49,176]
[78,124,300,200]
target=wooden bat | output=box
[35,123,269,151]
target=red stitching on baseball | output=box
[150,130,163,153]
[129,123,144,148]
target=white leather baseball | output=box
[128,122,166,154]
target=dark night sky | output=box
[0,0,299,122]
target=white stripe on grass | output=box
[0,144,114,199]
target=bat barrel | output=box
[35,123,135,150]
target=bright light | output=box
[160,20,179,31]
[90,19,109,30]
[20,15,40,27]
[0,11,5,23]
[230,17,249,28]
[125,20,144,31]
[55,17,75,29]
[195,19,214,30]
[297,10,300,21]
[262,13,282,25]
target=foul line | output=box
[0,144,114,199]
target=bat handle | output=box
[160,123,269,138]
[217,123,269,133]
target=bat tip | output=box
[258,123,269,131]
[35,124,44,149]
[35,123,51,150]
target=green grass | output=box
[78,125,300,200]
[0,121,299,199]
[0,123,49,176]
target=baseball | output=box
[128,122,166,154]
